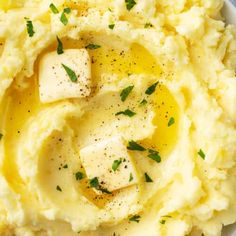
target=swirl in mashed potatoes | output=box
[0,0,236,235]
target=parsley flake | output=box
[56,36,64,54]
[148,149,161,163]
[85,44,101,50]
[56,185,62,192]
[26,20,35,37]
[49,3,59,14]
[145,82,159,95]
[168,117,175,127]
[75,172,84,180]
[63,164,68,169]
[61,64,77,82]
[144,23,153,28]
[115,109,136,117]
[160,219,166,224]
[129,215,141,223]
[0,133,3,140]
[140,99,147,106]
[127,141,146,151]
[129,173,133,182]
[120,85,134,102]
[60,12,68,25]
[112,159,122,171]
[109,24,115,30]
[89,177,111,194]
[125,0,137,11]
[198,149,205,160]
[144,173,153,182]
[63,7,71,14]
[89,177,99,188]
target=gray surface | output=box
[229,0,236,7]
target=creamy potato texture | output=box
[0,0,236,235]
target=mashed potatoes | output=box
[0,0,236,235]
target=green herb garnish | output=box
[89,177,99,188]
[56,185,62,192]
[160,219,166,224]
[98,187,112,194]
[89,177,111,194]
[60,12,68,25]
[109,24,115,30]
[129,215,141,223]
[125,0,137,11]
[145,82,159,95]
[148,149,161,163]
[61,64,77,82]
[49,3,59,14]
[127,141,146,151]
[120,85,134,102]
[0,133,3,140]
[112,159,122,171]
[26,20,35,37]
[63,164,68,169]
[198,149,205,160]
[56,36,64,54]
[144,23,153,28]
[140,99,147,106]
[75,172,84,180]
[144,173,153,182]
[129,173,133,182]
[63,7,71,14]
[168,117,175,127]
[115,109,136,117]
[85,44,101,50]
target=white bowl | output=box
[221,1,236,235]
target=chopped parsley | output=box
[144,23,153,28]
[120,85,134,102]
[49,3,59,14]
[60,7,71,25]
[26,20,35,37]
[63,7,71,14]
[148,149,161,163]
[89,177,111,194]
[127,141,146,151]
[112,159,122,171]
[129,215,141,223]
[75,172,84,180]
[125,0,137,11]
[109,24,115,30]
[168,117,175,127]
[99,187,112,194]
[63,164,68,169]
[129,173,133,182]
[115,109,136,117]
[85,44,101,50]
[144,173,153,182]
[56,36,64,54]
[89,177,99,188]
[198,149,205,160]
[160,219,166,224]
[0,133,3,140]
[61,64,77,82]
[60,12,68,25]
[140,99,147,106]
[56,185,62,192]
[145,82,159,95]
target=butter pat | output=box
[80,136,138,193]
[39,49,91,103]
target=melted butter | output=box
[142,84,180,157]
[1,35,179,206]
[1,74,41,193]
